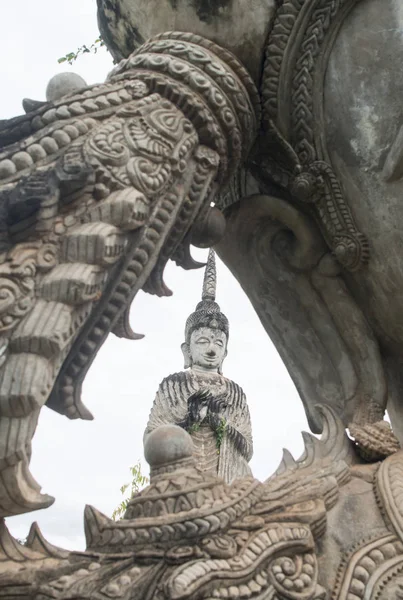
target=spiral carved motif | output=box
[0,248,37,332]
[269,553,318,598]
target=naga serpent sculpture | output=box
[2,0,403,597]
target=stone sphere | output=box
[144,425,193,468]
[46,73,87,102]
[191,207,226,248]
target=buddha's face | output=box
[188,327,227,372]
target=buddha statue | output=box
[144,250,253,482]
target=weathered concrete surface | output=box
[2,409,403,600]
[324,0,403,439]
[97,0,276,82]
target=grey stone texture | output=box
[217,0,403,451]
[96,0,276,82]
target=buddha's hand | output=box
[207,395,227,415]
[207,394,227,430]
[187,389,213,424]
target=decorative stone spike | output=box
[26,522,70,558]
[316,405,354,463]
[275,448,297,476]
[202,249,217,302]
[0,519,45,561]
[298,432,323,466]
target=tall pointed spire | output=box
[202,249,217,302]
[184,249,229,343]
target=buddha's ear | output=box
[181,342,192,369]
[218,348,228,375]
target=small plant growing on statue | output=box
[188,422,200,434]
[112,462,149,521]
[215,417,227,451]
[58,38,107,65]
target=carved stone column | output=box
[0,32,259,517]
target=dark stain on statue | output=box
[97,0,145,61]
[169,0,233,23]
[195,0,232,22]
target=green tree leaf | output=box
[112,461,149,521]
[58,37,108,66]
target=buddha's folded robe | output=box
[145,369,253,482]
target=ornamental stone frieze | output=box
[2,408,403,599]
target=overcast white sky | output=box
[1,0,307,549]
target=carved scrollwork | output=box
[334,534,403,600]
[109,32,260,184]
[201,534,238,558]
[0,244,38,332]
[3,409,403,598]
[36,242,58,271]
[376,451,403,540]
[86,120,130,167]
[260,0,368,271]
[269,553,323,599]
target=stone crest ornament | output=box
[183,248,229,360]
[145,249,253,482]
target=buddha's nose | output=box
[207,348,216,356]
